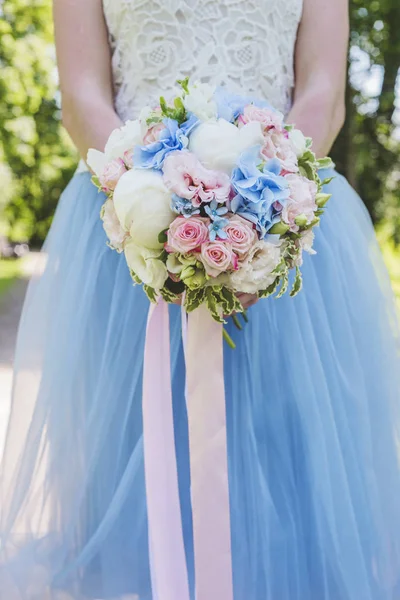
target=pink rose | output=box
[238,105,284,132]
[201,241,235,277]
[167,216,210,254]
[99,158,127,191]
[282,174,318,232]
[261,131,298,174]
[163,151,231,208]
[225,215,257,257]
[143,122,166,145]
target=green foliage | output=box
[0,0,77,247]
[331,0,400,239]
[0,257,22,298]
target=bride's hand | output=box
[236,293,259,310]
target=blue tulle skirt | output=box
[1,169,400,599]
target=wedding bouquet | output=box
[87,80,333,336]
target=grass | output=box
[377,228,400,309]
[0,258,22,300]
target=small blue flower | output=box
[230,145,290,238]
[133,113,199,170]
[171,194,200,218]
[204,200,229,221]
[208,217,229,242]
[214,87,275,123]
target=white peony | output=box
[86,149,108,178]
[289,129,308,158]
[183,81,218,121]
[104,119,143,160]
[228,240,282,293]
[113,169,175,249]
[189,119,265,174]
[86,120,143,177]
[124,240,168,290]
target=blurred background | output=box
[0,0,400,406]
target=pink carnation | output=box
[238,105,284,132]
[200,241,235,278]
[225,215,258,257]
[99,158,127,191]
[282,174,318,232]
[163,151,231,208]
[123,149,134,168]
[261,131,298,174]
[167,216,210,254]
[101,198,127,252]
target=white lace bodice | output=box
[102,0,304,120]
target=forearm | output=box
[287,80,345,158]
[62,90,122,160]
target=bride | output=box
[1,0,400,598]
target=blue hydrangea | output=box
[171,194,200,218]
[133,114,199,170]
[230,146,290,238]
[214,87,275,123]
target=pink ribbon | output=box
[142,299,234,600]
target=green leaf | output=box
[258,276,281,298]
[184,287,206,313]
[159,96,169,116]
[299,162,315,180]
[129,270,142,285]
[320,176,335,187]
[316,157,334,170]
[205,287,225,323]
[158,229,168,244]
[220,286,242,316]
[143,285,158,303]
[160,287,180,303]
[276,271,289,298]
[92,175,101,188]
[177,77,190,94]
[290,266,303,297]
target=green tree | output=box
[332,0,400,239]
[0,0,77,247]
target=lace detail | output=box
[102,0,303,121]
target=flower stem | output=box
[232,314,243,331]
[223,328,236,350]
[241,309,249,323]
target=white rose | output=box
[228,240,282,293]
[189,119,264,174]
[289,129,307,158]
[124,240,168,290]
[183,82,217,121]
[113,169,175,249]
[87,120,143,177]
